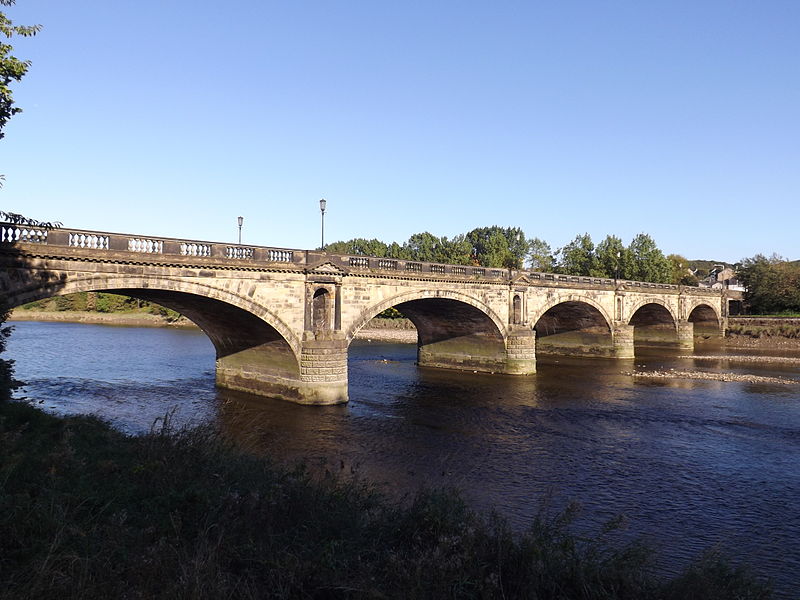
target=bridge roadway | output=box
[1,223,730,405]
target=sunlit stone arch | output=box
[9,273,303,361]
[625,297,678,327]
[345,288,508,344]
[529,294,614,332]
[687,300,721,324]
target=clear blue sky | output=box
[1,1,798,262]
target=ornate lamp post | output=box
[237,216,243,245]
[319,198,326,250]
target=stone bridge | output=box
[0,223,731,405]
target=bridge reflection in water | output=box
[1,222,733,405]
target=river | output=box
[7,320,800,597]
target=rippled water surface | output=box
[8,321,800,597]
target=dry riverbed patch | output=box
[680,354,800,365]
[625,369,796,385]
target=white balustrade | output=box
[430,264,446,274]
[378,259,398,270]
[405,262,422,272]
[451,266,467,275]
[69,233,110,249]
[128,238,163,253]
[268,249,293,262]
[1,225,49,244]
[349,257,370,268]
[180,242,211,257]
[226,246,254,260]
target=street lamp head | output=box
[319,198,326,213]
[237,216,243,227]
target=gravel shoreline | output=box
[625,369,797,385]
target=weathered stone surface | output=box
[0,232,728,405]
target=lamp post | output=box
[319,198,326,250]
[237,216,243,245]
[615,250,621,282]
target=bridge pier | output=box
[505,328,537,374]
[612,323,635,359]
[676,320,694,350]
[215,334,348,406]
[298,334,349,405]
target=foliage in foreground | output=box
[0,402,771,599]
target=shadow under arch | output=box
[628,301,678,347]
[6,274,302,362]
[688,302,721,337]
[348,290,509,373]
[6,275,303,394]
[532,299,614,357]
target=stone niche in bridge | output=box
[0,225,728,405]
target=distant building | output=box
[698,264,746,291]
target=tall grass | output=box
[0,401,772,599]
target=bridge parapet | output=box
[1,222,304,267]
[1,221,723,298]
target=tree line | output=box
[326,226,696,285]
[737,254,800,315]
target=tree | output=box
[667,254,698,286]
[527,237,555,272]
[557,233,598,276]
[466,226,528,268]
[1,0,40,141]
[324,238,389,257]
[404,232,442,263]
[594,235,625,279]
[1,1,40,403]
[738,254,800,314]
[624,233,671,283]
[435,234,472,265]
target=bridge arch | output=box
[625,298,678,326]
[688,302,721,335]
[627,299,679,347]
[531,296,614,357]
[347,289,509,374]
[7,274,303,362]
[530,295,614,331]
[345,289,508,343]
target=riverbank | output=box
[8,309,197,328]
[0,399,771,599]
[10,308,420,342]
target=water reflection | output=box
[7,322,800,597]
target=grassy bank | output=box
[0,401,771,599]
[726,317,800,341]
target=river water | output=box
[7,320,800,597]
